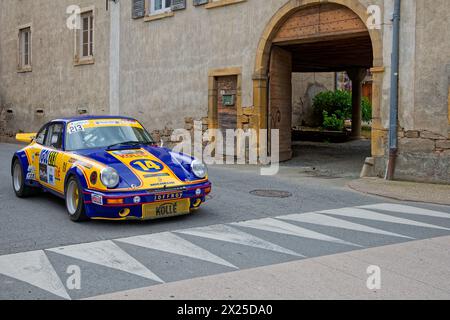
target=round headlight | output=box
[100,167,120,188]
[191,160,207,179]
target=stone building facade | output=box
[0,0,449,183]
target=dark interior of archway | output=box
[275,33,374,72]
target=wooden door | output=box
[269,46,293,162]
[217,75,238,157]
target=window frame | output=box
[35,125,49,146]
[80,12,94,58]
[44,123,65,150]
[74,7,95,66]
[148,0,172,15]
[17,24,32,72]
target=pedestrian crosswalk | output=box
[1,203,450,299]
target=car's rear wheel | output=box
[12,159,36,198]
[65,176,89,222]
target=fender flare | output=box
[11,151,31,182]
[64,166,89,193]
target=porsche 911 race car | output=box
[11,116,211,222]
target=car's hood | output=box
[73,146,200,190]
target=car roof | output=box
[51,115,138,124]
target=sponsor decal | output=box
[47,166,55,185]
[94,120,120,125]
[150,181,176,187]
[26,166,36,180]
[39,150,59,167]
[55,167,62,181]
[112,150,146,159]
[67,122,86,134]
[155,192,183,201]
[143,173,170,178]
[91,193,103,205]
[39,163,48,183]
[130,159,164,173]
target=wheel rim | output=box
[13,162,22,192]
[66,180,79,215]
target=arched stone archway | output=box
[252,0,385,160]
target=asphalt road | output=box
[1,142,450,299]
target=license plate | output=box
[142,199,191,220]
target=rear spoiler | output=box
[16,133,37,144]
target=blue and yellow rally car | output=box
[11,116,211,222]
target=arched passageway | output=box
[253,0,385,165]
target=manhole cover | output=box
[249,189,292,198]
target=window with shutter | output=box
[132,0,145,18]
[149,0,172,15]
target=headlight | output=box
[191,160,207,179]
[100,167,120,188]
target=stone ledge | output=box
[74,57,95,66]
[17,66,32,73]
[144,11,174,22]
[205,0,246,10]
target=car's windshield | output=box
[65,122,154,151]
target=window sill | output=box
[17,66,32,73]
[144,11,174,22]
[205,0,246,9]
[74,57,95,66]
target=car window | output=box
[66,125,154,151]
[45,123,64,150]
[35,126,48,145]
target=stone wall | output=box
[0,0,109,141]
[292,73,335,128]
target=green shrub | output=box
[312,90,372,127]
[322,111,345,131]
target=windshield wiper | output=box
[107,141,142,150]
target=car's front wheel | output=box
[12,158,37,198]
[65,176,89,222]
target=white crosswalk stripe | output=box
[1,203,450,299]
[47,240,163,283]
[278,212,413,239]
[0,250,70,300]
[177,224,303,257]
[233,218,362,247]
[116,232,237,269]
[359,203,450,219]
[320,207,450,231]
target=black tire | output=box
[65,176,89,222]
[12,158,37,198]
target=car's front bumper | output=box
[82,181,212,220]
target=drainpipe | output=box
[109,0,120,116]
[386,0,401,180]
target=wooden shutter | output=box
[172,0,187,11]
[132,0,145,18]
[193,0,209,6]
